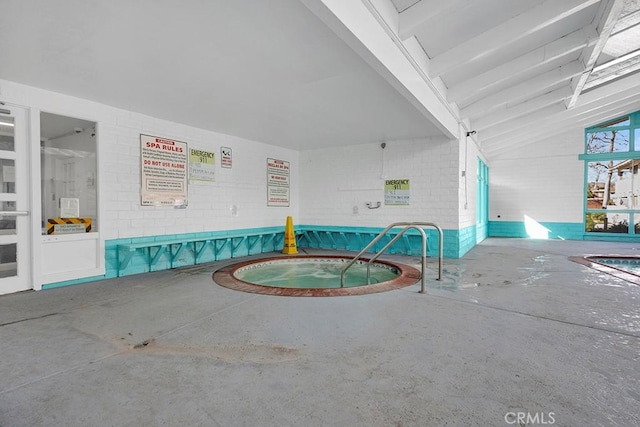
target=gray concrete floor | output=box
[1,238,639,426]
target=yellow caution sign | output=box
[282,216,298,254]
[47,217,92,235]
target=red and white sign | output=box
[267,158,290,207]
[140,134,188,207]
[221,146,232,168]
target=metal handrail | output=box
[339,222,443,294]
[366,225,426,291]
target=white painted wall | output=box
[1,79,299,288]
[488,128,584,223]
[299,137,460,229]
[99,117,299,239]
[1,80,299,238]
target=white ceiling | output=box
[0,0,443,150]
[390,0,640,158]
[1,0,640,159]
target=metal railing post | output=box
[340,221,443,292]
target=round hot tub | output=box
[213,255,421,296]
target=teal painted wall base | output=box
[487,220,640,241]
[583,233,640,242]
[297,225,462,258]
[107,226,287,278]
[489,221,583,239]
[42,275,107,290]
[476,222,488,243]
[42,226,288,289]
[42,224,478,290]
[458,225,477,257]
[41,221,640,290]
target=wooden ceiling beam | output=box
[429,0,600,78]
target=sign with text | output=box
[221,146,232,168]
[46,217,92,235]
[385,179,410,205]
[189,148,215,183]
[267,158,290,207]
[140,134,188,207]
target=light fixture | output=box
[0,121,14,127]
[466,130,476,137]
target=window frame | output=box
[39,112,98,235]
[581,111,640,235]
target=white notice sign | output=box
[140,134,188,207]
[267,158,290,207]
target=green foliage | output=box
[585,213,606,232]
[608,220,629,233]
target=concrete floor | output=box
[1,238,638,426]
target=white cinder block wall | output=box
[99,119,299,240]
[489,128,584,224]
[298,138,460,229]
[1,79,300,242]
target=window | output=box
[583,111,640,234]
[40,113,97,235]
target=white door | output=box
[0,105,31,294]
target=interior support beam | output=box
[583,51,640,90]
[448,28,593,104]
[429,0,600,78]
[483,81,640,157]
[478,103,568,141]
[572,69,640,107]
[473,87,572,131]
[567,0,625,108]
[485,95,640,158]
[462,61,583,120]
[615,8,640,30]
[301,0,460,139]
[397,0,468,41]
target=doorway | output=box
[0,105,31,294]
[476,158,489,243]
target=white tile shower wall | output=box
[299,138,461,229]
[489,128,584,223]
[1,79,300,240]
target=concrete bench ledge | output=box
[116,231,302,275]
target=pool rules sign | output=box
[267,158,290,207]
[140,134,188,207]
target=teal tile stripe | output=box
[52,221,640,290]
[44,221,640,289]
[298,224,461,258]
[489,221,582,240]
[487,220,640,242]
[42,224,477,289]
[42,275,106,290]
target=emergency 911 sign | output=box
[385,179,410,205]
[140,134,188,207]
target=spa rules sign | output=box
[267,158,290,207]
[140,134,188,207]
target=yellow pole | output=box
[282,216,298,254]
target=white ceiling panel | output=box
[0,0,445,150]
[391,0,640,157]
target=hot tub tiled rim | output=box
[212,254,421,297]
